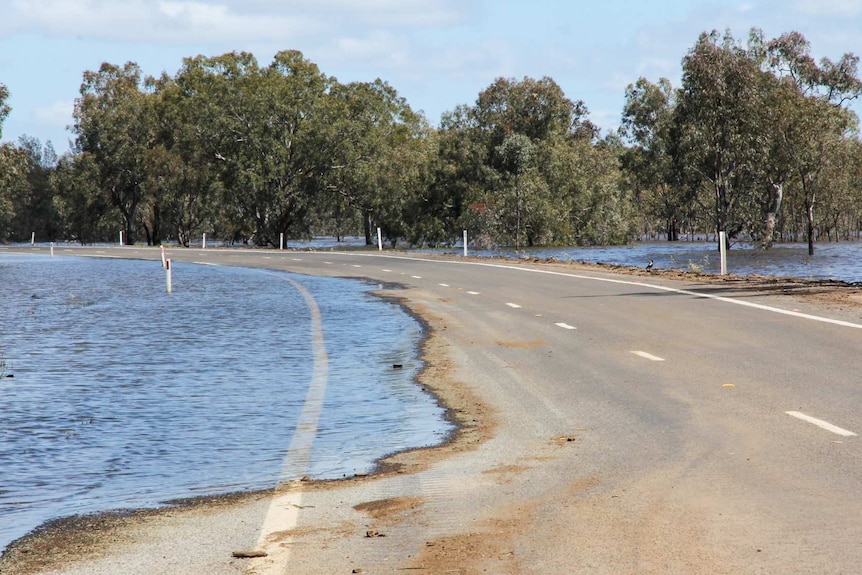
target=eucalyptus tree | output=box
[449,75,628,247]
[177,50,332,246]
[0,143,25,241]
[761,31,862,254]
[51,152,116,244]
[72,62,155,245]
[319,78,427,245]
[0,83,23,239]
[420,105,488,246]
[670,30,767,248]
[620,77,689,239]
[0,83,8,130]
[146,69,224,246]
[494,132,535,248]
[10,136,59,241]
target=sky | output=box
[1,0,862,155]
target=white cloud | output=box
[793,0,862,16]
[33,100,74,129]
[0,0,464,43]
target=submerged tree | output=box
[73,62,154,245]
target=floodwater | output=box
[457,240,862,283]
[284,236,862,283]
[0,255,452,552]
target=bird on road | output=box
[645,260,654,271]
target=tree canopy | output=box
[1,30,861,253]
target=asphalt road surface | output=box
[3,244,861,575]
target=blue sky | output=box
[2,0,862,154]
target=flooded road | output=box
[0,254,452,552]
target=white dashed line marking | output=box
[439,283,450,287]
[324,261,333,265]
[291,258,302,261]
[352,265,362,268]
[467,291,481,295]
[786,412,857,437]
[631,351,665,361]
[506,303,522,308]
[555,323,577,330]
[411,275,422,279]
[382,269,392,272]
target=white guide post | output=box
[160,245,166,268]
[377,227,383,251]
[280,233,284,250]
[30,232,35,245]
[50,242,54,257]
[463,230,468,257]
[719,231,727,275]
[202,233,207,249]
[165,259,172,293]
[119,231,124,246]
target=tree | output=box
[670,30,766,249]
[494,133,536,249]
[52,152,117,244]
[0,84,27,241]
[173,51,333,247]
[73,62,155,245]
[763,31,862,254]
[438,75,628,248]
[318,78,428,245]
[620,77,688,240]
[9,136,59,242]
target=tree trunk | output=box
[666,217,679,241]
[807,200,816,256]
[363,209,373,246]
[762,182,783,249]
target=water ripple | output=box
[0,255,452,552]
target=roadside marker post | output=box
[166,259,172,294]
[202,233,207,249]
[463,230,468,257]
[160,245,166,268]
[280,233,285,250]
[719,231,727,275]
[30,232,35,245]
[377,227,383,251]
[50,242,54,257]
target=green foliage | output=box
[7,31,862,252]
[621,28,862,251]
[0,83,10,140]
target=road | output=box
[2,245,862,574]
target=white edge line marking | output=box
[632,350,665,362]
[323,252,862,330]
[255,275,329,573]
[506,303,522,308]
[786,411,857,437]
[555,322,576,330]
[193,261,219,266]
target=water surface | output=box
[0,255,451,551]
